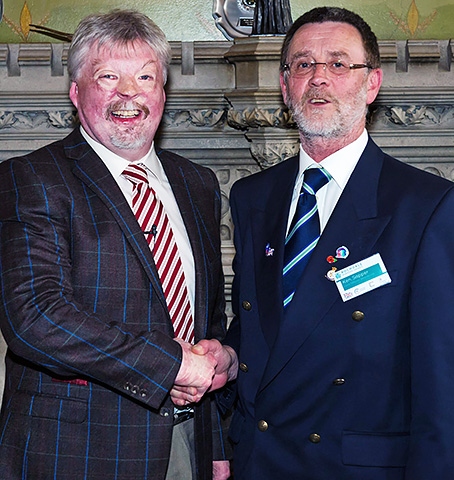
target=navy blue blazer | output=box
[226,137,454,479]
[0,129,228,479]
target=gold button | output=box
[239,362,249,373]
[258,420,268,432]
[352,310,365,322]
[242,301,252,311]
[332,378,345,386]
[309,433,321,443]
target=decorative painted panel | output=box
[0,1,453,43]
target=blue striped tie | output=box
[283,167,332,307]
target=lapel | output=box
[65,130,168,312]
[251,156,299,346]
[158,150,210,341]
[259,138,393,391]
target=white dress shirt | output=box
[287,129,369,235]
[80,127,196,318]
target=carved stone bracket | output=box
[247,136,299,168]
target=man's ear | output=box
[69,82,79,108]
[366,68,383,105]
[280,72,289,107]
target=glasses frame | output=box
[282,60,373,78]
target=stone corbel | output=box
[246,131,299,168]
[227,105,298,167]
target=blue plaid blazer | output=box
[0,129,229,479]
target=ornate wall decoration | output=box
[248,140,298,168]
[161,109,226,129]
[389,0,437,37]
[371,105,454,128]
[1,1,50,42]
[0,110,76,130]
[227,106,294,130]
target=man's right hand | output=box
[172,338,217,405]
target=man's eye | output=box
[139,75,153,80]
[296,62,311,70]
[332,62,345,69]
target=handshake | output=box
[171,338,238,406]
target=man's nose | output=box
[309,63,329,84]
[116,77,140,97]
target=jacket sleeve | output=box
[405,187,454,478]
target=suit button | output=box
[130,385,139,395]
[332,378,345,386]
[160,408,171,417]
[258,420,268,432]
[239,362,248,373]
[242,301,252,311]
[139,389,147,397]
[309,433,321,443]
[352,310,365,322]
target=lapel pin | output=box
[327,246,350,264]
[265,243,275,257]
[335,246,349,259]
[326,267,337,281]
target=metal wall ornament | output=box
[213,0,256,39]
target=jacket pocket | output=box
[342,430,409,467]
[9,390,87,424]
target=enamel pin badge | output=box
[326,246,350,281]
[265,243,274,257]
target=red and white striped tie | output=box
[122,163,194,343]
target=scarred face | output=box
[69,40,166,161]
[280,22,382,145]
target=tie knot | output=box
[122,163,149,186]
[302,167,331,195]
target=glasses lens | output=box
[327,62,349,75]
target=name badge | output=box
[334,253,391,302]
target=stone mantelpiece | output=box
[1,37,454,309]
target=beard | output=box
[109,127,148,150]
[287,82,369,139]
[106,100,151,150]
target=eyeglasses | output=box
[282,60,373,78]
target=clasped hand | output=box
[171,338,238,406]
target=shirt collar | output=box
[298,129,369,188]
[80,126,164,184]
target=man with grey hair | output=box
[0,9,233,479]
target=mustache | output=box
[106,101,150,118]
[303,88,334,102]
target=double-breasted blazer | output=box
[0,128,228,479]
[225,137,454,479]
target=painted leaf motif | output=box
[20,2,32,39]
[407,0,419,36]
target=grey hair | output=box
[67,9,172,84]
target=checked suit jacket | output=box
[224,136,454,479]
[0,128,229,479]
